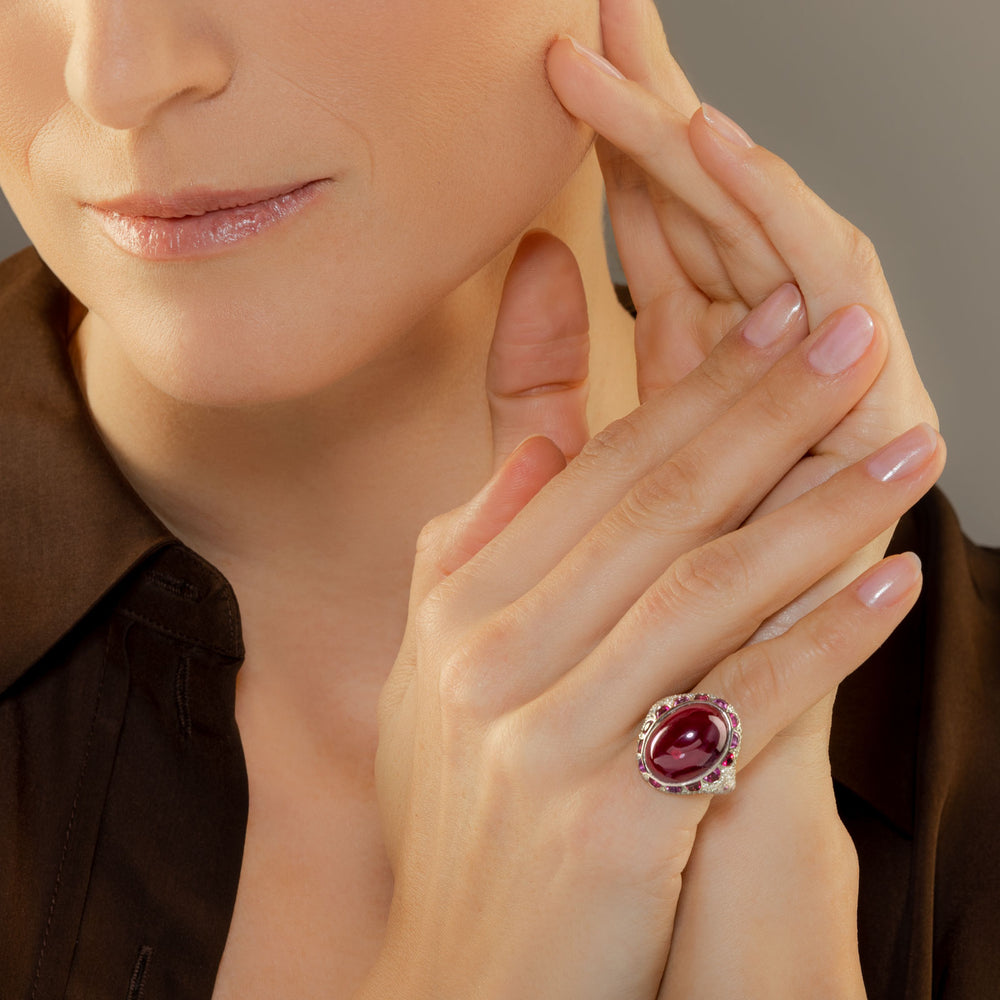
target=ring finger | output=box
[604,549,923,803]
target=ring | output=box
[636,693,742,795]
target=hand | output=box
[360,233,943,1000]
[543,0,940,994]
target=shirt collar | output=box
[0,247,174,691]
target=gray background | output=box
[2,0,997,543]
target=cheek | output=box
[0,5,72,241]
[329,0,600,285]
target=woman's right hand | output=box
[360,235,942,1000]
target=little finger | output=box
[698,551,922,772]
[607,552,922,796]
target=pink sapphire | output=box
[643,703,731,784]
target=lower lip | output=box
[85,180,330,261]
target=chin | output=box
[56,225,412,408]
[108,293,400,409]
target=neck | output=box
[70,149,636,701]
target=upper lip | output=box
[83,179,326,219]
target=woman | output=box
[0,0,995,997]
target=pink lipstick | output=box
[83,179,330,260]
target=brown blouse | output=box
[1,248,998,999]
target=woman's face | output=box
[0,0,598,404]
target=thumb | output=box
[487,230,591,467]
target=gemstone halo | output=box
[636,693,742,794]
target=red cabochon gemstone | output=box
[644,703,730,784]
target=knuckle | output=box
[707,211,762,258]
[434,613,518,721]
[753,376,799,426]
[482,712,541,787]
[415,514,449,557]
[694,347,743,401]
[802,612,857,665]
[601,143,645,194]
[577,412,645,471]
[657,537,751,618]
[726,641,786,720]
[616,452,713,536]
[436,639,493,720]
[842,224,884,282]
[413,582,448,632]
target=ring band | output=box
[636,693,742,794]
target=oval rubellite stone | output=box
[643,703,731,785]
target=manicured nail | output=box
[856,553,922,608]
[701,104,755,148]
[742,283,804,348]
[566,36,627,81]
[866,423,939,483]
[807,305,875,375]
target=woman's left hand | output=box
[538,0,938,994]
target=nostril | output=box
[63,10,232,131]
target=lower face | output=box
[0,0,598,405]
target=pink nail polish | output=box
[866,423,939,483]
[701,104,755,148]
[856,553,922,608]
[742,283,804,348]
[567,36,627,81]
[807,306,875,375]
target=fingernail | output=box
[866,423,939,483]
[807,305,875,375]
[742,283,805,348]
[566,36,627,81]
[701,104,755,148]
[856,553,922,608]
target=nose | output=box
[64,1,233,130]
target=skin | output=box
[0,0,940,997]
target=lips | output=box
[82,178,331,260]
